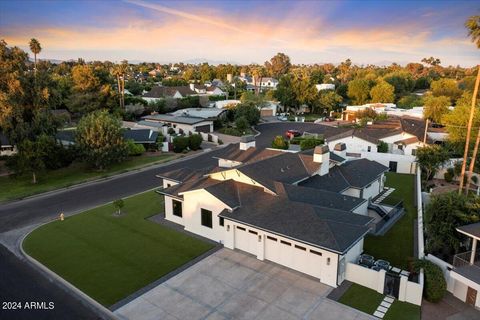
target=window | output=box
[267,236,277,241]
[219,217,224,226]
[295,245,306,251]
[310,250,322,256]
[166,183,171,188]
[411,149,417,156]
[172,200,182,217]
[249,230,258,235]
[398,144,403,150]
[367,146,371,152]
[201,209,212,228]
[280,240,291,246]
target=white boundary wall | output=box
[345,263,385,293]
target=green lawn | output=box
[339,283,420,320]
[364,173,416,269]
[338,283,384,314]
[23,191,214,306]
[0,153,178,203]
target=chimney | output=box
[239,135,256,150]
[334,142,347,158]
[313,145,330,176]
[189,83,195,91]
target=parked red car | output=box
[285,129,302,139]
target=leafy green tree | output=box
[315,90,343,113]
[465,15,480,48]
[416,145,449,181]
[300,137,323,151]
[421,57,441,67]
[384,71,415,98]
[271,135,289,150]
[397,95,423,109]
[369,81,395,103]
[235,116,249,132]
[113,199,124,215]
[126,139,145,156]
[274,74,296,110]
[188,134,202,151]
[412,260,446,303]
[443,92,480,144]
[76,110,127,169]
[172,136,189,153]
[234,102,260,125]
[264,52,291,79]
[430,78,462,104]
[199,63,214,83]
[377,141,388,153]
[29,38,42,72]
[14,137,50,184]
[347,79,371,104]
[424,192,480,258]
[423,95,450,123]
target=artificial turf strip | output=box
[23,191,215,307]
[384,300,421,320]
[364,172,416,269]
[338,283,384,315]
[338,283,420,320]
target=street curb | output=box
[19,226,118,320]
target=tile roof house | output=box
[324,116,447,174]
[156,140,391,288]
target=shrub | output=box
[218,127,242,136]
[188,134,202,151]
[444,171,453,183]
[126,140,146,156]
[218,139,224,145]
[172,136,189,153]
[271,136,289,150]
[235,116,249,132]
[377,141,388,153]
[300,138,323,151]
[413,260,446,303]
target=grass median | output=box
[0,153,178,203]
[23,191,215,307]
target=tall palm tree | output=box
[29,38,42,73]
[459,15,480,194]
[112,61,128,110]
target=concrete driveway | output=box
[115,249,374,320]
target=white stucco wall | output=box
[362,177,382,200]
[223,220,340,287]
[181,189,229,243]
[208,169,271,192]
[164,195,185,225]
[352,201,369,215]
[345,263,385,294]
[327,136,378,154]
[162,178,179,189]
[360,152,417,174]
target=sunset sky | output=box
[1,0,478,66]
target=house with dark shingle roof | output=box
[156,140,394,288]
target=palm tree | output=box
[459,16,480,194]
[29,38,42,73]
[112,61,128,110]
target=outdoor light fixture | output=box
[258,235,262,242]
[227,225,230,231]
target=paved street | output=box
[0,245,101,320]
[255,122,336,148]
[115,249,374,320]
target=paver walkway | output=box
[373,296,394,319]
[373,188,395,204]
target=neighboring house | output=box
[123,129,158,145]
[189,84,225,96]
[259,101,278,117]
[316,84,335,91]
[0,132,17,156]
[56,129,158,146]
[450,222,480,308]
[239,74,278,92]
[324,117,446,173]
[170,108,226,120]
[157,140,392,288]
[142,86,197,103]
[211,99,241,109]
[148,69,162,77]
[142,114,214,134]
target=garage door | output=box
[260,109,273,117]
[265,235,323,279]
[195,125,211,133]
[234,226,258,256]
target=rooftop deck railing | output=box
[453,250,480,270]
